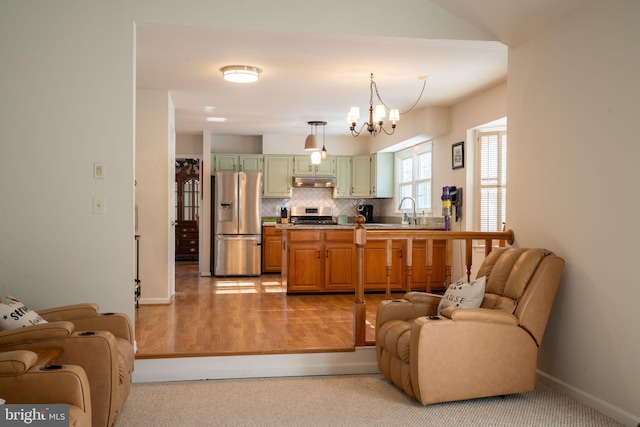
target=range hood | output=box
[292,176,336,188]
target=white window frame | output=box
[394,141,433,214]
[476,129,507,232]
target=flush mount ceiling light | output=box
[304,121,328,165]
[220,65,261,83]
[348,73,427,137]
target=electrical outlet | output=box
[93,197,106,215]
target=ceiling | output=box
[135,0,595,137]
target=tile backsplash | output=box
[261,187,395,220]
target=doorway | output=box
[175,158,200,261]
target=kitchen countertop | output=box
[274,223,446,230]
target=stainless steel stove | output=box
[289,206,336,225]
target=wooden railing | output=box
[352,216,514,346]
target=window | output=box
[477,130,507,232]
[395,142,432,213]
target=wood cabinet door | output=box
[262,228,282,273]
[288,243,323,292]
[324,243,355,291]
[363,240,404,291]
[412,240,447,292]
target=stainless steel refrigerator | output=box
[213,171,262,276]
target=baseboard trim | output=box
[133,347,379,383]
[537,370,639,427]
[137,297,171,305]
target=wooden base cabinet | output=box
[287,230,354,293]
[262,226,282,273]
[363,240,405,291]
[411,240,447,292]
[175,220,199,260]
[285,229,447,294]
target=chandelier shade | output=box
[304,134,319,151]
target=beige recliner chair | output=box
[0,350,92,427]
[0,303,134,427]
[376,248,565,405]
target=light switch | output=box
[94,162,105,179]
[93,197,106,215]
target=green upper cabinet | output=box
[293,156,336,177]
[350,153,394,198]
[351,155,372,197]
[371,152,393,198]
[333,156,351,199]
[214,154,263,172]
[263,155,293,198]
[240,155,263,172]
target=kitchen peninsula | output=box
[277,222,448,294]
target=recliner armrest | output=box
[0,321,74,348]
[39,304,133,344]
[376,293,441,328]
[442,307,519,325]
[0,350,38,375]
[38,303,100,321]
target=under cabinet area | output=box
[283,227,447,294]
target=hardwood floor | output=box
[134,261,403,358]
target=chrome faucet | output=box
[398,197,417,225]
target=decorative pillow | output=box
[437,276,486,315]
[0,296,48,330]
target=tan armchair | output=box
[0,303,134,427]
[376,248,565,405]
[0,350,92,427]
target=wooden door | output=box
[262,227,282,273]
[288,243,323,292]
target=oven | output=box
[289,207,336,225]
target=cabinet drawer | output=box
[178,232,198,239]
[178,238,198,246]
[177,246,198,255]
[262,226,282,236]
[324,230,353,242]
[289,231,322,242]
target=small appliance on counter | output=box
[357,204,374,223]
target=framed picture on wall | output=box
[452,141,464,169]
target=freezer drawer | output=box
[214,235,262,276]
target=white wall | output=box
[507,1,640,424]
[0,3,135,322]
[135,89,175,303]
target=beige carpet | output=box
[117,374,622,426]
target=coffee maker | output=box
[357,204,374,223]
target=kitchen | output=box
[208,148,452,295]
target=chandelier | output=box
[304,121,327,165]
[348,73,427,137]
